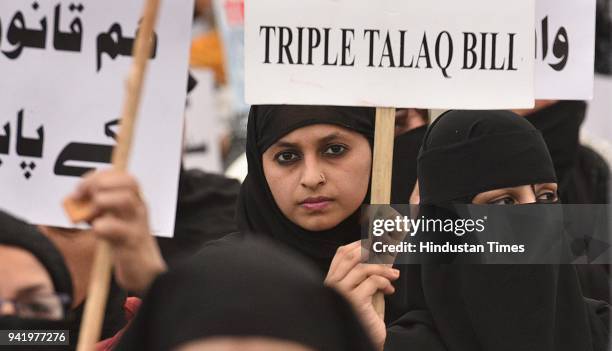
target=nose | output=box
[0,301,16,316]
[300,154,326,190]
[518,187,538,204]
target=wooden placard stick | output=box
[63,0,162,349]
[369,107,396,319]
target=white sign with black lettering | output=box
[535,0,596,100]
[0,0,195,237]
[245,0,535,109]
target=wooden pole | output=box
[370,107,396,319]
[66,0,162,349]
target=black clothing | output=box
[117,239,377,351]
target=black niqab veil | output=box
[116,239,377,351]
[391,125,427,204]
[235,105,375,271]
[409,110,609,351]
[0,211,72,299]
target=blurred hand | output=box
[324,241,399,351]
[67,169,166,295]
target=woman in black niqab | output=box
[409,110,609,351]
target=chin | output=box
[296,215,342,232]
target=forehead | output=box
[0,245,54,298]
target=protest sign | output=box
[245,0,535,109]
[0,0,194,236]
[245,0,537,316]
[184,69,225,173]
[535,0,597,99]
[213,0,249,116]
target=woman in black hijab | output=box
[116,239,376,351]
[215,105,429,350]
[408,110,609,351]
[0,210,74,350]
[235,105,374,270]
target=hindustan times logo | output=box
[372,216,487,237]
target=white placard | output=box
[0,0,195,237]
[245,0,535,109]
[183,69,224,173]
[535,0,596,100]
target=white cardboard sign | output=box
[183,69,224,174]
[0,0,195,237]
[535,0,597,100]
[245,0,535,109]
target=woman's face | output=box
[472,183,559,205]
[263,124,372,231]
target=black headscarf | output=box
[408,110,609,351]
[0,211,72,298]
[116,238,376,351]
[391,125,428,204]
[418,110,556,204]
[525,101,609,205]
[525,101,584,200]
[235,105,375,271]
[0,210,74,351]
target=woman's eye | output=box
[488,197,516,205]
[275,151,300,164]
[323,144,347,156]
[537,191,558,203]
[28,302,51,314]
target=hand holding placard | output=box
[62,0,162,349]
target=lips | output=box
[299,196,333,211]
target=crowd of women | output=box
[1,1,612,349]
[1,100,610,350]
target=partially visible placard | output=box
[213,0,249,116]
[183,69,224,173]
[0,0,195,237]
[245,0,535,109]
[535,0,597,99]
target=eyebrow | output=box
[15,284,48,299]
[274,141,299,149]
[319,132,342,144]
[274,132,344,149]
